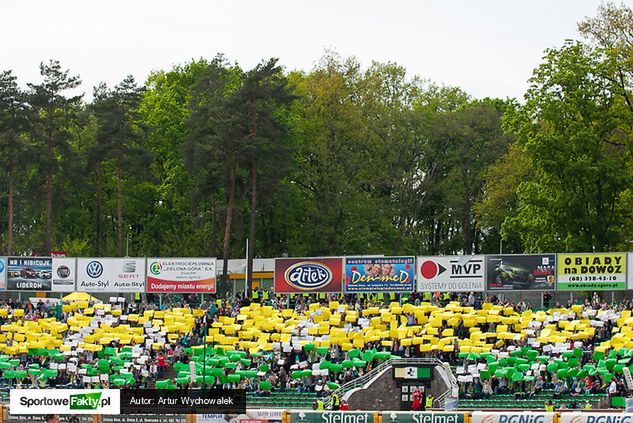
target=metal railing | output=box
[323,357,448,409]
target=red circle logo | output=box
[421,260,438,279]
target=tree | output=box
[0,70,29,255]
[185,57,245,287]
[92,76,148,256]
[235,59,294,291]
[505,41,632,252]
[28,60,82,253]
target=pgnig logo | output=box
[285,262,333,290]
[86,261,103,278]
[149,262,162,275]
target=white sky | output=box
[2,0,629,100]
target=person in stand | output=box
[425,393,434,410]
[339,400,350,411]
[330,392,340,410]
[411,387,422,411]
[545,400,554,411]
[45,416,59,423]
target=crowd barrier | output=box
[1,410,633,423]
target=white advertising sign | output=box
[146,258,216,293]
[560,414,633,423]
[472,413,554,423]
[10,389,120,415]
[77,258,146,292]
[199,409,283,423]
[417,255,485,292]
[52,257,76,292]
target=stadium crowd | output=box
[0,289,629,408]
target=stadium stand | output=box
[0,292,628,409]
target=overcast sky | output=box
[2,0,629,100]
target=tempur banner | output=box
[471,413,554,423]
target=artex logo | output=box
[70,392,105,410]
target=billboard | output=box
[146,258,216,293]
[0,257,6,291]
[52,257,76,292]
[274,258,343,293]
[486,254,556,291]
[7,257,52,291]
[345,256,415,292]
[559,413,633,423]
[417,256,485,292]
[380,413,465,423]
[288,413,374,423]
[77,258,146,292]
[558,253,626,291]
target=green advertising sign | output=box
[381,413,466,423]
[289,411,375,423]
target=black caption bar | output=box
[120,389,246,415]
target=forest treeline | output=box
[1,4,632,283]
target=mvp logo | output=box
[70,392,106,410]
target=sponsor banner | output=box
[381,413,465,423]
[77,258,145,292]
[417,255,485,292]
[289,412,375,423]
[102,416,186,423]
[471,413,554,423]
[344,256,415,293]
[486,254,556,291]
[52,257,76,292]
[199,409,283,423]
[274,258,343,293]
[146,258,216,293]
[7,257,52,291]
[10,389,120,415]
[0,257,6,291]
[557,253,626,291]
[560,413,633,423]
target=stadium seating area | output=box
[0,295,628,409]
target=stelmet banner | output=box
[52,257,76,292]
[274,258,343,293]
[7,257,52,291]
[486,254,556,291]
[77,258,146,292]
[344,256,415,293]
[380,413,466,423]
[557,253,626,291]
[471,412,554,423]
[146,258,216,293]
[417,256,485,292]
[288,412,374,423]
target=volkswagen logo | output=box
[86,261,103,278]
